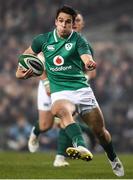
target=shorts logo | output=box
[53,55,64,66]
[65,43,72,51]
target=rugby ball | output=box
[18,54,44,76]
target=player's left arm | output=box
[85,69,96,80]
[77,35,96,71]
[80,54,96,71]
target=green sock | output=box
[100,141,117,161]
[65,123,86,147]
[33,121,41,137]
[57,128,72,156]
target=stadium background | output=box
[0,0,133,153]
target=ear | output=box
[55,19,57,26]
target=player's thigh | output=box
[81,107,105,133]
[39,110,54,129]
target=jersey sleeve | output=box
[77,34,93,56]
[31,34,47,54]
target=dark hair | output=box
[56,5,77,23]
[75,10,84,23]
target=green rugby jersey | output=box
[31,29,93,93]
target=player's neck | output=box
[56,29,72,40]
[55,29,73,40]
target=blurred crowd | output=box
[0,0,133,152]
[93,42,133,152]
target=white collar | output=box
[53,29,73,42]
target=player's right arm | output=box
[16,46,36,79]
[16,34,44,79]
[23,46,37,55]
[16,66,33,79]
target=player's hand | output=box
[85,60,96,71]
[16,66,33,79]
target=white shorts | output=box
[51,87,99,114]
[37,81,51,111]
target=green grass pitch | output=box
[0,152,132,179]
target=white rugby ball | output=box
[18,54,44,76]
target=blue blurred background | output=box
[0,0,133,153]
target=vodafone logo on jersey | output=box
[50,55,72,71]
[53,55,64,66]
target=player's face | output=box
[55,12,73,38]
[73,14,84,33]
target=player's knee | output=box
[56,108,71,119]
[52,103,73,118]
